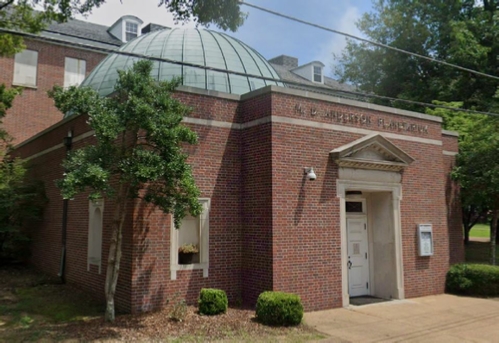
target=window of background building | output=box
[64,57,86,88]
[13,50,38,87]
[170,198,210,280]
[125,21,139,41]
[313,65,322,83]
[88,199,104,273]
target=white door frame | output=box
[337,180,404,307]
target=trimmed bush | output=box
[446,263,499,296]
[198,288,228,315]
[255,291,303,326]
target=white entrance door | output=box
[347,217,369,297]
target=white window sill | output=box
[12,82,37,89]
[171,263,208,280]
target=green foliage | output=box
[425,101,483,139]
[50,60,202,227]
[159,0,245,32]
[452,117,499,209]
[446,263,499,296]
[198,288,228,315]
[0,155,46,263]
[255,291,303,326]
[335,0,499,113]
[0,84,20,143]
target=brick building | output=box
[12,26,463,313]
[0,15,158,144]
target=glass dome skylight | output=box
[80,28,284,98]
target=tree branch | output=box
[0,0,15,11]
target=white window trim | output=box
[13,49,38,88]
[123,20,140,42]
[87,199,104,273]
[170,198,210,280]
[312,64,323,84]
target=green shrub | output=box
[255,291,303,326]
[198,288,228,315]
[446,263,499,296]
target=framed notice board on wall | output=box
[418,224,433,256]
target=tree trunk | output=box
[490,209,498,266]
[104,183,129,322]
[464,226,470,245]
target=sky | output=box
[76,0,373,78]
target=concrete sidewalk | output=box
[305,294,499,342]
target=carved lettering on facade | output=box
[294,103,429,135]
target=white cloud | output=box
[314,5,362,76]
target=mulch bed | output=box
[0,266,321,342]
[62,306,313,341]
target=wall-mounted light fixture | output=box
[304,167,317,181]
[63,130,73,150]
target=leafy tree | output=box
[49,59,202,322]
[426,101,488,244]
[0,63,45,264]
[335,0,499,113]
[0,84,19,144]
[159,0,245,32]
[452,117,499,264]
[0,153,46,264]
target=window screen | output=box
[13,50,38,87]
[125,22,138,41]
[64,57,86,88]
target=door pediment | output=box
[330,134,415,172]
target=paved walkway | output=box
[305,294,499,342]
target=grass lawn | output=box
[0,266,325,342]
[469,223,490,238]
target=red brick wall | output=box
[12,87,462,313]
[240,93,274,305]
[268,92,459,309]
[130,122,243,313]
[0,39,107,145]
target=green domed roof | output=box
[81,28,284,97]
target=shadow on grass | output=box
[466,241,499,264]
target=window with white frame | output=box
[88,199,104,273]
[170,198,210,280]
[125,21,139,41]
[13,49,38,87]
[313,65,322,83]
[64,57,86,88]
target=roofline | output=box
[23,35,118,54]
[291,61,325,70]
[42,29,122,47]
